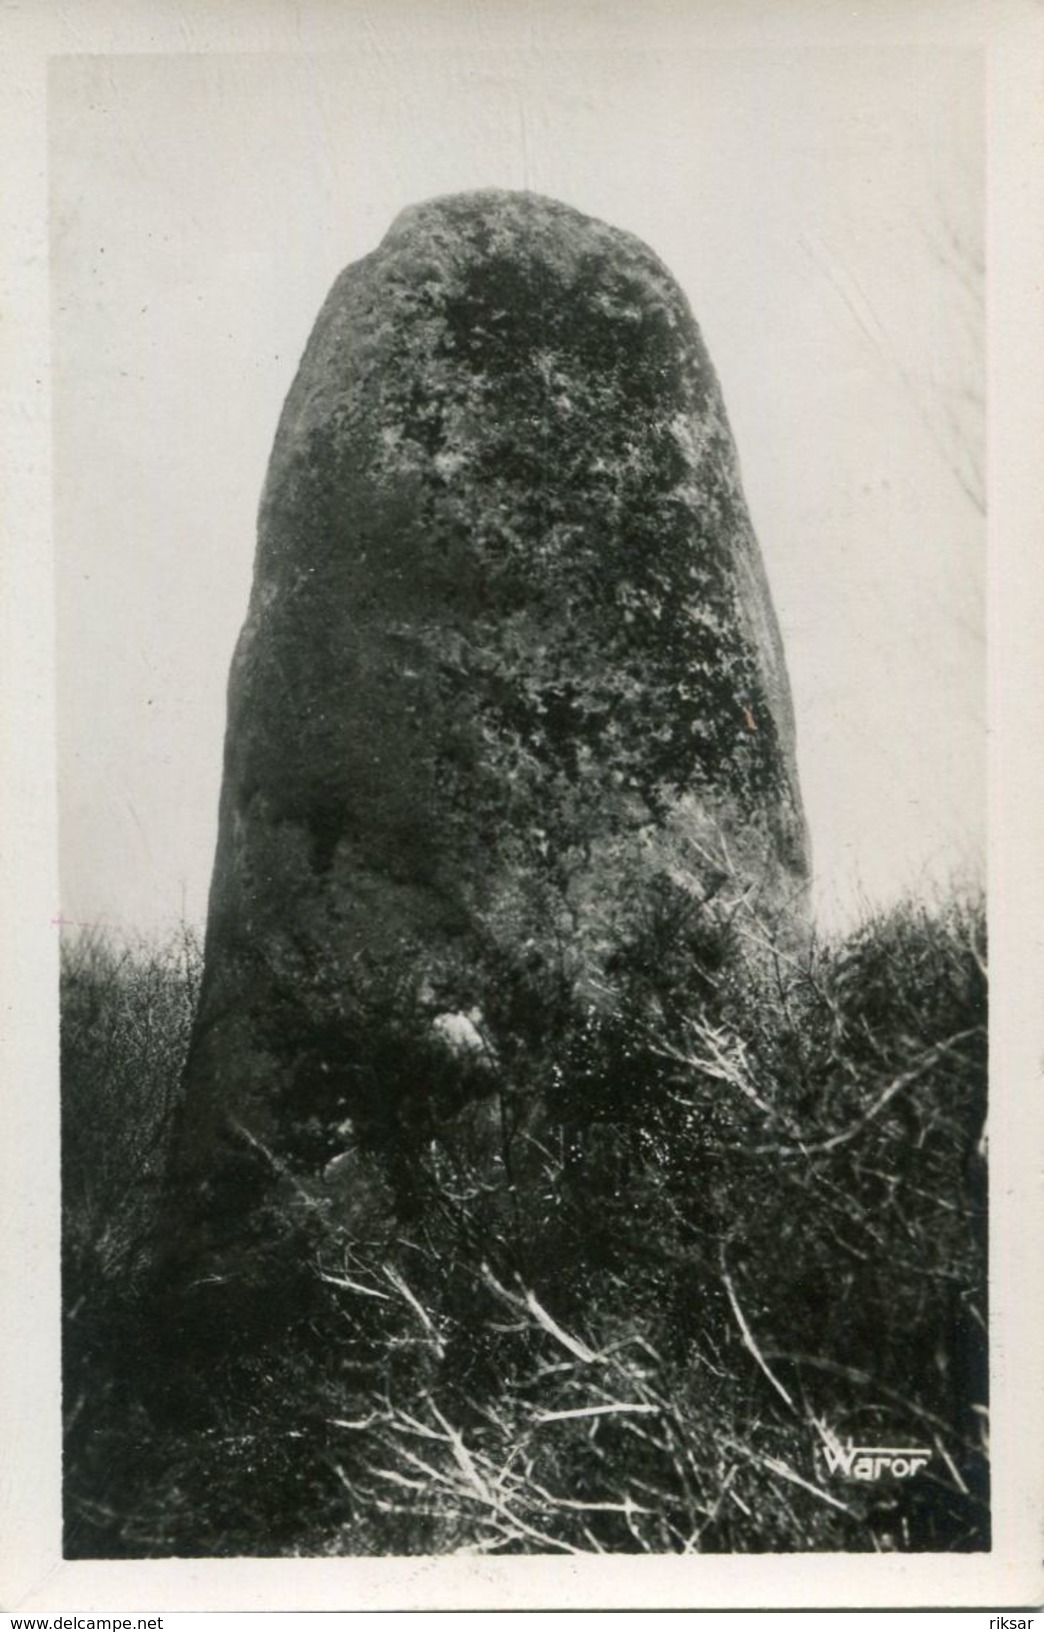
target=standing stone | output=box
[170,190,808,1271]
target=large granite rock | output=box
[171,190,808,1264]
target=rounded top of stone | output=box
[380,188,677,281]
[386,187,605,228]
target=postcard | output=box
[2,0,1042,1614]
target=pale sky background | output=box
[51,42,984,939]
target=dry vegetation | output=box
[62,889,988,1556]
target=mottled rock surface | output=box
[171,190,808,1264]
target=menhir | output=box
[168,190,809,1281]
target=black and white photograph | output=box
[3,0,1043,1613]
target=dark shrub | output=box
[61,890,988,1556]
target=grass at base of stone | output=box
[61,890,988,1557]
